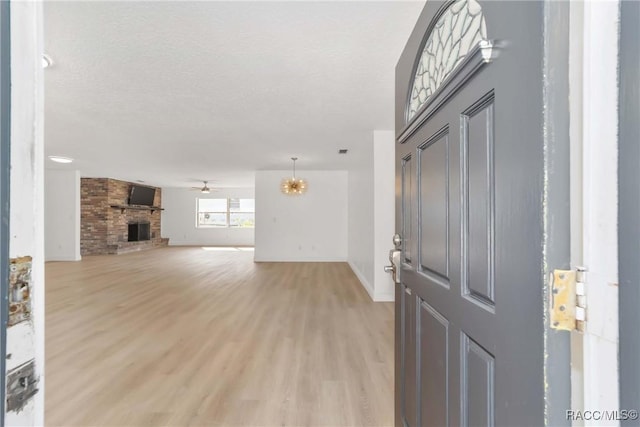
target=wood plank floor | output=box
[45,247,394,427]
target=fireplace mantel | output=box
[110,204,165,214]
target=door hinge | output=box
[550,267,587,332]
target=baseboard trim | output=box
[169,242,254,247]
[373,291,394,302]
[45,255,82,262]
[254,257,347,262]
[348,261,375,301]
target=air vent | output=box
[338,149,348,154]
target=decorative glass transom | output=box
[407,0,487,121]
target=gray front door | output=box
[394,1,546,425]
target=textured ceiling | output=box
[43,1,424,188]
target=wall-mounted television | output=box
[129,185,156,206]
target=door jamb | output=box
[571,0,621,420]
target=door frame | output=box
[619,0,640,419]
[0,0,10,424]
[568,1,621,421]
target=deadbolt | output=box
[384,249,401,284]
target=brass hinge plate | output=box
[550,268,587,332]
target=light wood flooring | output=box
[45,247,394,426]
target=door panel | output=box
[461,334,495,426]
[462,97,495,308]
[402,286,417,427]
[395,1,545,426]
[402,156,414,265]
[418,129,450,282]
[419,300,449,427]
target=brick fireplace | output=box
[81,178,168,255]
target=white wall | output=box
[347,131,396,302]
[45,169,81,261]
[347,138,375,295]
[254,170,348,262]
[9,2,45,425]
[162,187,255,246]
[372,130,396,301]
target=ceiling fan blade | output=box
[187,180,220,192]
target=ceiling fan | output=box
[190,181,217,194]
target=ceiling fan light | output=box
[48,155,73,164]
[197,180,212,194]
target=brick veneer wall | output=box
[81,178,163,255]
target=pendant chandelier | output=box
[281,157,307,195]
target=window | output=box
[197,198,255,228]
[407,0,487,122]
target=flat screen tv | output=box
[129,185,156,206]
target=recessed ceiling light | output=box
[42,54,53,69]
[48,156,73,164]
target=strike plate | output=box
[6,360,38,412]
[550,269,577,331]
[8,256,33,326]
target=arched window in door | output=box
[407,0,487,122]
